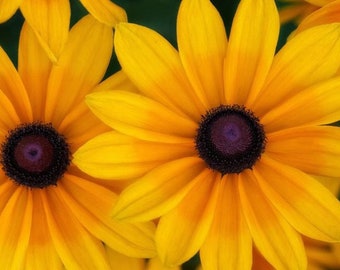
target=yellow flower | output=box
[277,0,336,23]
[0,0,126,62]
[74,0,340,269]
[0,15,155,269]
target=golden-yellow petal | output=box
[261,77,340,132]
[112,157,207,221]
[294,0,340,35]
[0,47,32,122]
[93,70,139,93]
[156,172,220,266]
[73,131,196,180]
[20,0,70,62]
[267,126,340,177]
[79,0,127,27]
[24,190,63,270]
[0,90,21,135]
[225,0,279,106]
[200,174,252,270]
[254,155,340,242]
[18,22,52,120]
[114,22,205,121]
[253,23,340,117]
[86,90,197,143]
[0,0,20,23]
[45,15,113,126]
[0,186,33,269]
[41,188,111,270]
[58,174,157,258]
[177,0,226,108]
[239,170,307,270]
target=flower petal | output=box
[42,187,111,269]
[261,77,340,132]
[105,247,145,270]
[156,172,220,266]
[253,23,340,116]
[239,170,307,270]
[0,0,20,23]
[112,157,207,222]
[294,0,340,35]
[0,47,32,122]
[114,22,205,121]
[86,90,197,143]
[254,155,340,242]
[200,174,252,270]
[267,126,340,177]
[73,131,196,180]
[58,174,157,258]
[24,190,63,270]
[224,0,279,106]
[18,22,52,120]
[93,70,139,93]
[79,0,127,27]
[0,186,33,269]
[20,0,70,61]
[45,15,113,126]
[0,90,21,135]
[177,0,226,108]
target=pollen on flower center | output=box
[0,122,71,188]
[195,105,266,174]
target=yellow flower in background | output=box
[74,0,340,269]
[277,0,335,23]
[0,14,155,269]
[0,0,126,62]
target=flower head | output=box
[0,14,156,269]
[0,0,126,62]
[74,0,340,269]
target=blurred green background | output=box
[0,1,297,269]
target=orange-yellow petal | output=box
[41,188,111,269]
[73,131,195,180]
[156,172,220,266]
[254,155,340,242]
[58,174,157,258]
[0,0,20,23]
[0,47,32,122]
[79,0,127,27]
[112,158,207,222]
[18,22,52,120]
[86,90,197,143]
[20,0,70,62]
[93,70,139,93]
[200,174,252,270]
[105,247,145,270]
[239,170,307,270]
[24,190,63,270]
[0,186,33,269]
[45,15,113,127]
[261,77,340,132]
[0,90,21,135]
[294,0,340,35]
[267,126,340,177]
[253,23,340,117]
[177,0,226,108]
[114,22,205,121]
[225,0,279,106]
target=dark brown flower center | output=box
[195,105,266,174]
[1,122,70,188]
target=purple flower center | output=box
[1,122,70,188]
[195,105,266,174]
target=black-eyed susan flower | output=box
[0,0,126,61]
[74,0,340,269]
[0,14,156,269]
